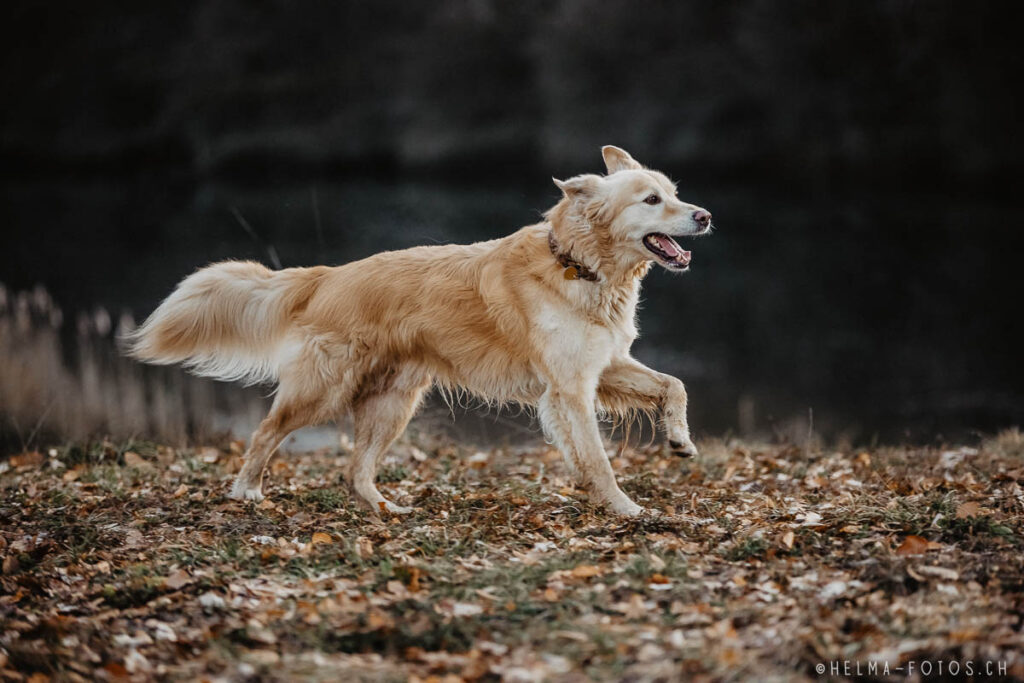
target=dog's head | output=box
[548,146,712,277]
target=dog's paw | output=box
[609,499,645,517]
[668,438,699,458]
[229,481,265,502]
[377,500,414,515]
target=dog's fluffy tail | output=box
[122,260,326,385]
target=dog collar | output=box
[548,230,599,282]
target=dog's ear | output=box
[553,174,601,198]
[601,145,642,174]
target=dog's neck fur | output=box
[547,229,599,282]
[543,197,651,326]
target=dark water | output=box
[2,173,1022,444]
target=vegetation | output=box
[2,430,1023,680]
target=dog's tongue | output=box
[653,235,691,265]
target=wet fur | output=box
[125,146,711,516]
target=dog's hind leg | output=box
[229,391,323,501]
[229,347,342,501]
[348,364,431,515]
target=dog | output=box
[125,146,713,516]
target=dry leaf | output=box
[799,511,824,527]
[123,451,151,469]
[570,564,602,579]
[781,530,795,549]
[10,451,44,468]
[443,601,484,617]
[163,568,192,590]
[311,532,333,546]
[407,567,422,592]
[955,501,981,519]
[622,594,647,619]
[913,565,959,581]
[895,535,931,556]
[103,661,129,678]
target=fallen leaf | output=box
[407,566,422,592]
[570,564,602,579]
[11,451,44,468]
[955,501,981,519]
[438,600,484,617]
[913,565,959,581]
[781,530,795,549]
[311,532,333,546]
[124,649,150,673]
[123,452,151,469]
[621,594,647,620]
[198,592,226,609]
[799,511,824,527]
[163,568,192,590]
[896,535,931,556]
[103,661,130,678]
[246,622,277,645]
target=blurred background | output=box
[1,0,1022,452]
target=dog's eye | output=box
[643,194,661,205]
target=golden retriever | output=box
[125,146,713,516]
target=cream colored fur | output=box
[126,146,712,516]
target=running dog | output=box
[125,146,713,516]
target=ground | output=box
[1,429,1023,682]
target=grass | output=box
[1,430,1023,680]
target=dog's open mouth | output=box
[643,233,691,269]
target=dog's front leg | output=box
[597,358,698,458]
[538,384,643,516]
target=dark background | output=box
[2,1,1022,444]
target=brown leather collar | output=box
[548,230,599,282]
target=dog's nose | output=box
[693,209,712,229]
